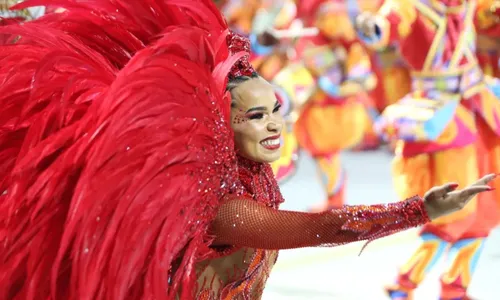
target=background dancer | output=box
[357,0,500,298]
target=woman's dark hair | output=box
[227,72,259,108]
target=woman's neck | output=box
[235,154,284,208]
[236,155,264,174]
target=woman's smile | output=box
[259,134,281,151]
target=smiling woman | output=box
[229,75,284,162]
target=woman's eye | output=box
[248,113,264,120]
[273,105,281,113]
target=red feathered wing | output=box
[0,0,244,299]
[50,29,242,299]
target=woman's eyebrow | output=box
[245,106,266,113]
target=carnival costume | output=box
[274,0,380,208]
[476,0,500,76]
[359,0,413,113]
[0,0,438,299]
[357,0,500,298]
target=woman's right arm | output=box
[210,195,429,250]
[210,175,495,250]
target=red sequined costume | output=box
[0,0,430,299]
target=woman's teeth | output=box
[261,139,279,146]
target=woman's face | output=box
[230,77,284,163]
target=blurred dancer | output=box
[357,0,500,298]
[248,0,383,208]
[293,0,379,208]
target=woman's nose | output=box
[267,120,282,133]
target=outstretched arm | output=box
[211,174,495,250]
[211,196,428,250]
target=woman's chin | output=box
[256,151,281,163]
[239,147,281,163]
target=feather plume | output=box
[0,1,241,299]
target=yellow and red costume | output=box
[270,65,315,183]
[348,0,413,113]
[370,47,413,112]
[358,0,500,298]
[475,0,500,76]
[287,0,379,208]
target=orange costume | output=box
[347,0,413,113]
[475,0,500,76]
[358,0,500,298]
[370,47,413,112]
[287,0,379,208]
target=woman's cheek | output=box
[233,115,247,125]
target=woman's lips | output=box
[260,135,281,150]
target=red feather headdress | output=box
[0,0,254,299]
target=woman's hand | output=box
[423,174,496,220]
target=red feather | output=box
[0,1,242,299]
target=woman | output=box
[0,0,494,299]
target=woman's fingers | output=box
[472,173,496,186]
[460,185,493,197]
[424,183,459,200]
[447,185,493,202]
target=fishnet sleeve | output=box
[210,196,429,250]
